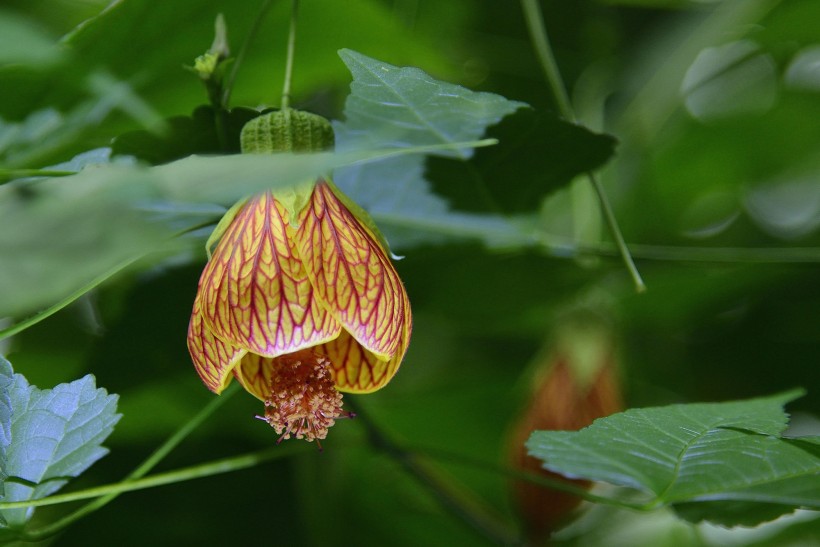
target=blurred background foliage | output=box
[0,0,818,545]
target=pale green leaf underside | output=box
[0,357,12,499]
[0,372,120,528]
[526,390,820,515]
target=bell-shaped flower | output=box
[187,110,411,443]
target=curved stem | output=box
[13,386,240,540]
[413,444,648,511]
[281,0,300,110]
[521,0,646,293]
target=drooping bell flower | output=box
[507,313,622,541]
[187,109,412,443]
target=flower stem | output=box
[347,399,520,545]
[12,385,240,540]
[520,0,646,293]
[413,444,649,511]
[281,0,300,110]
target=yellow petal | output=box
[231,353,273,401]
[318,326,410,393]
[200,192,342,357]
[187,296,246,393]
[295,181,410,360]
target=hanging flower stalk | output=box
[187,109,412,444]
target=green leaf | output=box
[0,10,63,67]
[111,106,263,164]
[0,357,12,498]
[0,369,120,528]
[337,48,525,159]
[526,390,820,527]
[334,49,532,249]
[426,108,618,213]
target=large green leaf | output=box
[426,107,617,213]
[334,49,531,249]
[0,367,120,528]
[526,390,820,527]
[337,48,525,159]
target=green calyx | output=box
[238,109,335,226]
[240,109,334,154]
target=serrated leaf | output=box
[526,390,820,527]
[0,373,120,528]
[337,48,526,159]
[0,357,12,498]
[334,50,532,249]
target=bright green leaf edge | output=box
[526,390,818,517]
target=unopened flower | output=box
[508,313,622,541]
[187,110,411,443]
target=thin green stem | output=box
[281,0,300,110]
[13,386,241,540]
[7,443,307,536]
[347,399,521,546]
[0,169,75,184]
[222,0,276,108]
[521,0,646,293]
[413,444,649,511]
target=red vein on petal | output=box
[200,192,341,357]
[187,297,246,393]
[232,353,274,401]
[296,182,407,360]
[318,328,409,393]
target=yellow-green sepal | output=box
[206,197,248,259]
[271,179,316,227]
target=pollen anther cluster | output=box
[260,350,345,443]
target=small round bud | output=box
[240,109,334,154]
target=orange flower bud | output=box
[508,316,623,541]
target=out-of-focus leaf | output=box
[426,108,617,213]
[681,40,777,121]
[0,370,119,528]
[526,390,820,527]
[0,10,63,67]
[0,140,493,318]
